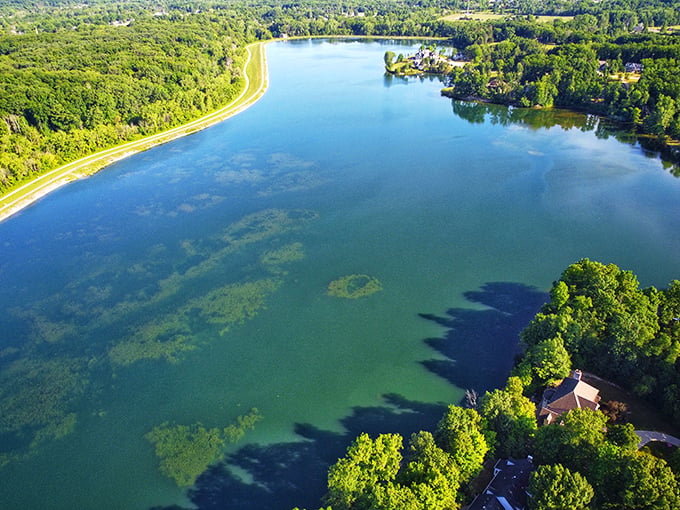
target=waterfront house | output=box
[538,369,600,425]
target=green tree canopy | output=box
[478,376,537,458]
[325,432,403,510]
[527,463,594,510]
[527,334,572,386]
[534,408,608,469]
[434,405,489,483]
[398,431,460,510]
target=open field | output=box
[649,25,680,33]
[610,72,642,84]
[440,12,573,23]
[533,15,575,23]
[0,41,269,223]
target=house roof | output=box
[468,458,534,510]
[538,371,600,421]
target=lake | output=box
[1,38,679,510]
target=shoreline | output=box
[0,35,451,225]
[0,41,270,224]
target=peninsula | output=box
[384,45,463,76]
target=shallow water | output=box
[1,39,679,510]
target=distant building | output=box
[538,369,601,425]
[468,457,535,510]
[625,62,644,73]
[487,78,502,89]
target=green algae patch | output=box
[146,423,225,487]
[223,407,264,443]
[260,242,305,273]
[0,358,85,460]
[182,278,281,335]
[0,358,84,433]
[327,274,383,299]
[152,208,317,303]
[108,316,195,366]
[221,208,319,247]
[10,308,76,344]
[0,206,316,461]
[109,278,280,366]
[30,412,77,449]
[108,335,195,366]
[258,171,324,197]
[146,408,262,487]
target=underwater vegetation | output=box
[258,171,324,197]
[146,423,225,487]
[0,357,86,464]
[9,308,76,345]
[221,209,319,248]
[215,150,323,198]
[108,278,281,366]
[0,206,316,467]
[260,242,305,274]
[223,409,264,443]
[146,408,263,487]
[184,278,281,335]
[152,208,317,303]
[108,314,195,367]
[108,336,193,366]
[327,274,383,299]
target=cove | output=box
[0,39,680,510]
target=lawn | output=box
[583,372,679,436]
[440,12,573,23]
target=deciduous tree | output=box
[528,463,594,510]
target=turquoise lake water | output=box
[1,39,680,509]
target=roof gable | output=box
[539,371,600,423]
[549,379,599,408]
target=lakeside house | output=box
[388,47,465,76]
[467,457,535,510]
[409,48,454,72]
[538,369,601,425]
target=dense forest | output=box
[441,16,680,143]
[2,0,680,193]
[295,260,680,509]
[0,6,253,192]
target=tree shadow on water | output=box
[150,282,546,510]
[420,281,548,395]
[151,395,446,510]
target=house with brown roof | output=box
[538,369,600,425]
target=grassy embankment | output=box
[0,41,269,223]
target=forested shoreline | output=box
[294,260,680,510]
[0,7,250,193]
[441,16,680,146]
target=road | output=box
[635,430,680,449]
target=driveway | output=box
[635,430,680,449]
